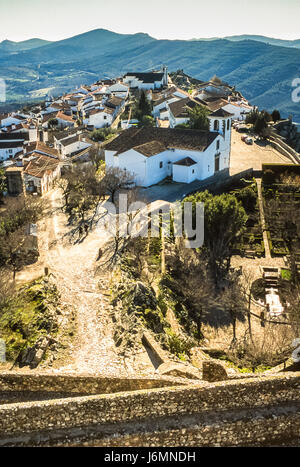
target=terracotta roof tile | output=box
[105,127,218,155]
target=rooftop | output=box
[174,156,197,166]
[124,72,164,84]
[24,154,59,178]
[105,127,218,155]
[209,108,234,118]
[168,98,204,118]
[25,141,59,159]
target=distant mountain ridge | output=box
[0,29,299,123]
[0,38,51,53]
[190,35,300,49]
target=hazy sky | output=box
[0,0,299,42]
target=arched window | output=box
[214,120,219,131]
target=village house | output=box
[23,154,60,194]
[42,111,76,129]
[25,141,60,160]
[196,76,233,98]
[83,106,115,129]
[5,152,60,196]
[200,95,253,121]
[54,134,92,159]
[0,113,29,128]
[105,95,125,114]
[107,82,129,100]
[0,133,26,161]
[168,97,207,128]
[104,110,232,187]
[1,121,38,142]
[123,67,168,90]
[152,94,181,119]
[221,99,253,121]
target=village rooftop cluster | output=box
[0,67,254,194]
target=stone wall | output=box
[91,412,300,447]
[274,120,300,153]
[0,373,180,395]
[0,373,299,445]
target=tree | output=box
[138,115,155,128]
[168,244,214,341]
[272,109,281,123]
[4,229,27,280]
[221,271,247,344]
[0,196,45,276]
[59,164,105,229]
[90,128,116,142]
[102,167,135,204]
[245,109,260,125]
[187,105,210,130]
[132,91,152,121]
[48,118,58,129]
[254,113,268,135]
[0,168,6,204]
[0,268,14,312]
[261,110,272,123]
[137,90,152,117]
[184,191,247,285]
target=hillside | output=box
[0,38,51,54]
[191,35,300,49]
[1,29,300,121]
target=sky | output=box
[0,0,299,43]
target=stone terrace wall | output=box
[0,373,299,444]
[92,412,300,447]
[0,373,179,395]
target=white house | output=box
[0,133,25,161]
[84,107,115,129]
[104,118,232,187]
[168,98,206,128]
[0,114,27,128]
[25,141,60,160]
[221,101,253,121]
[1,122,38,142]
[123,68,168,90]
[107,83,129,100]
[55,134,92,159]
[152,94,180,118]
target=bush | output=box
[235,186,257,212]
[272,109,281,122]
[90,128,116,142]
[263,169,277,185]
[165,329,194,358]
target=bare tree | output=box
[167,243,214,341]
[57,164,106,234]
[102,167,135,204]
[221,271,247,344]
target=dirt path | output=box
[42,190,130,376]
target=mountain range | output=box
[190,35,300,49]
[0,29,300,122]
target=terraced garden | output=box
[262,165,300,259]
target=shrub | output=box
[90,128,116,142]
[235,186,257,212]
[165,329,194,358]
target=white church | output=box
[104,108,233,187]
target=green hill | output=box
[0,29,299,122]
